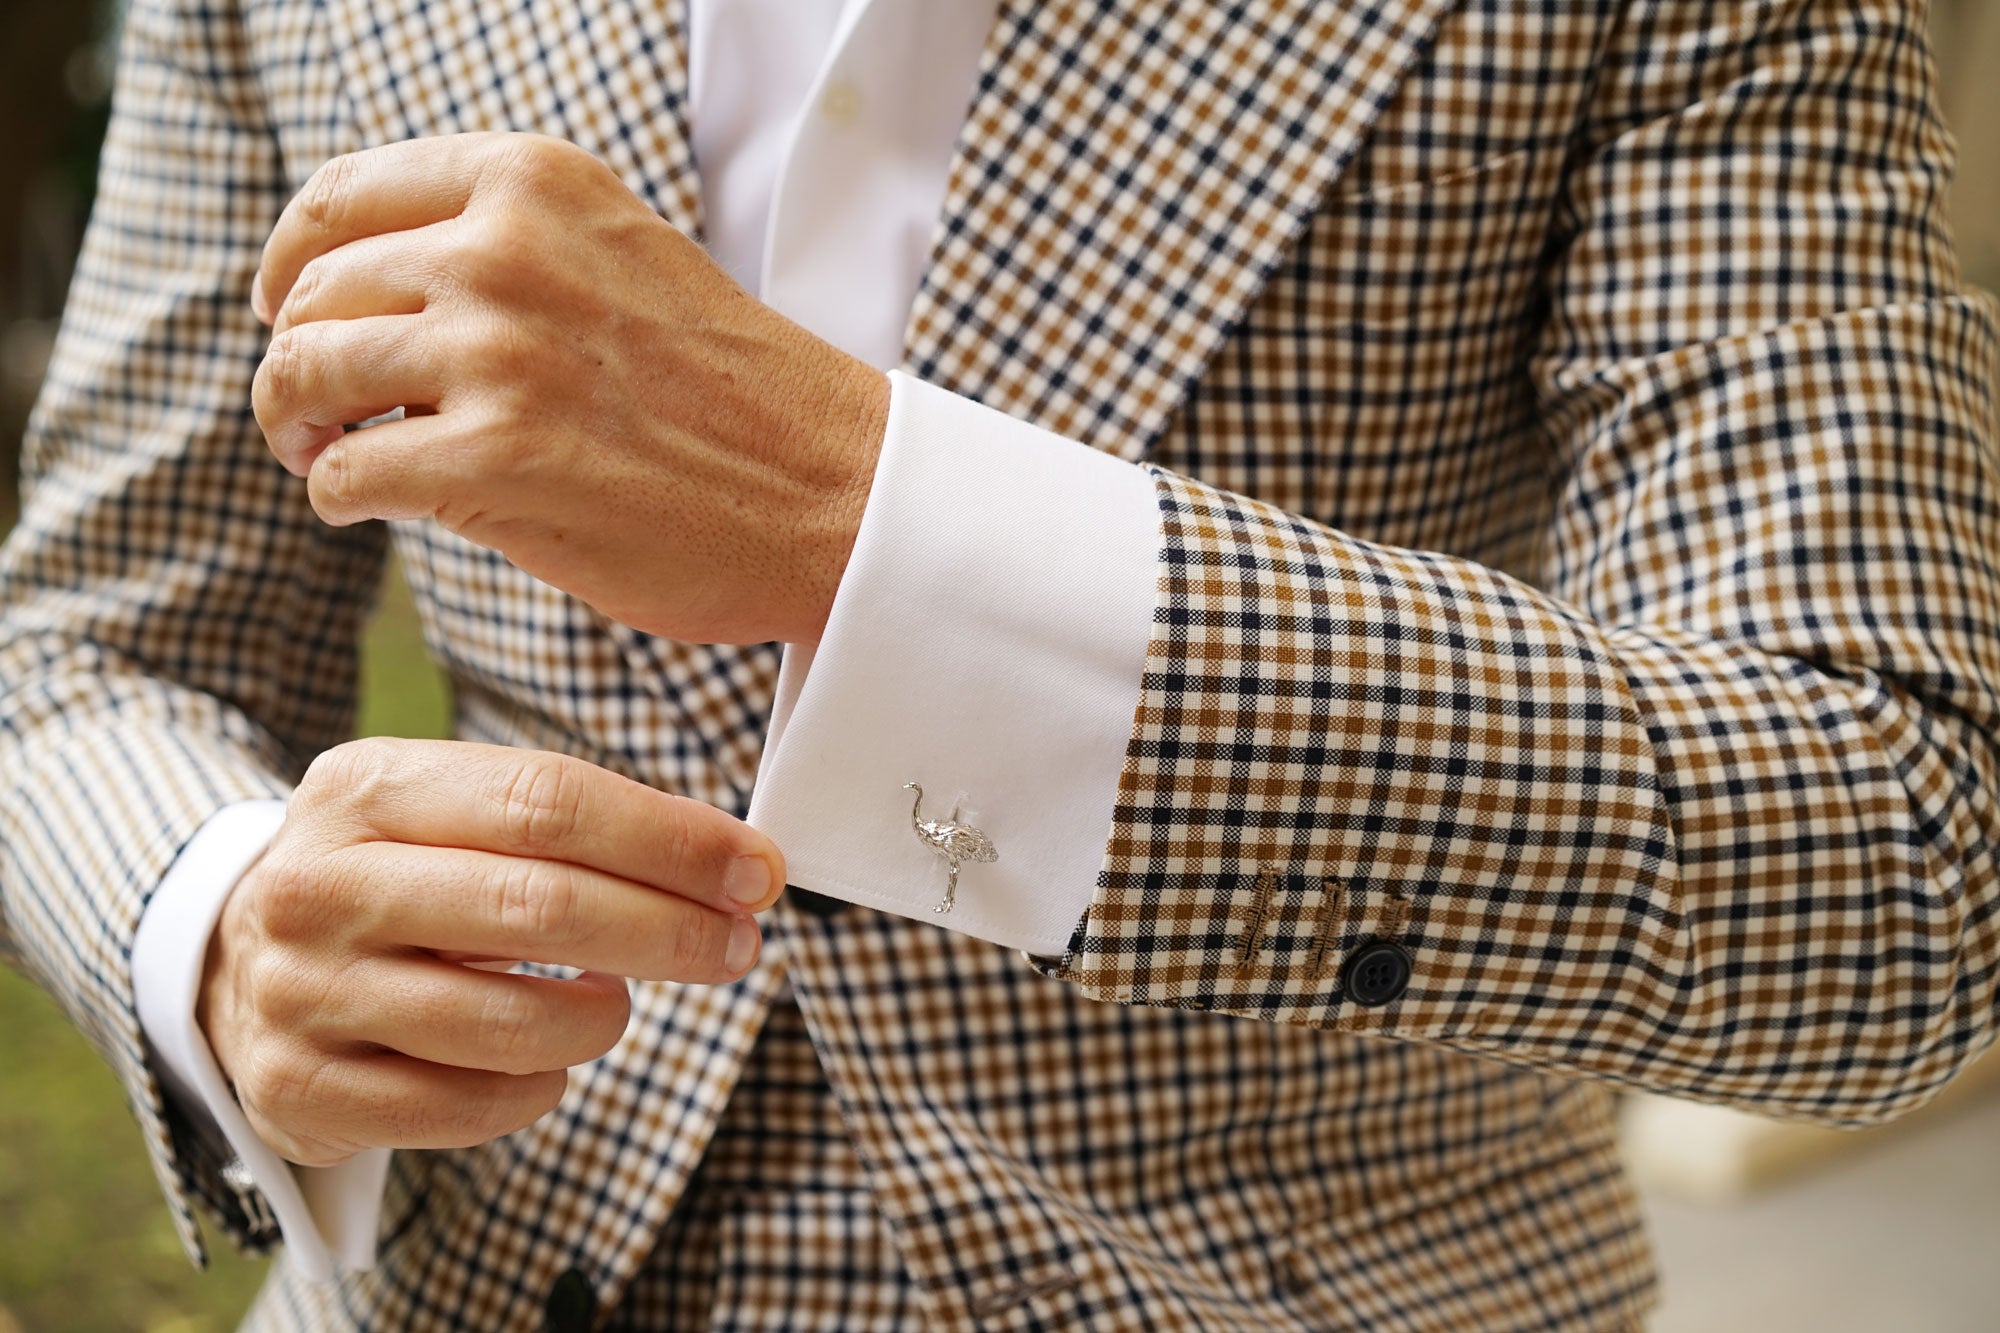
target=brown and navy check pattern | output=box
[1,0,1992,1329]
[1037,0,2000,1135]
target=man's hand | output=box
[250,132,890,646]
[197,738,785,1167]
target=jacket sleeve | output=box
[0,0,383,1263]
[1032,0,2000,1128]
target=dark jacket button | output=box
[544,1267,597,1333]
[787,884,848,917]
[1341,938,1412,1007]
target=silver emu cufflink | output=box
[902,782,998,915]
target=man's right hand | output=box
[196,737,785,1168]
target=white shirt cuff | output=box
[747,370,1159,955]
[131,798,391,1282]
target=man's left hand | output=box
[251,131,889,646]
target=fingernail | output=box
[723,855,772,907]
[725,917,760,975]
[251,272,271,323]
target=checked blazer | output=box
[6,0,1999,1328]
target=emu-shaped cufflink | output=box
[902,782,997,915]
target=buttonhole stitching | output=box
[1380,888,1412,941]
[967,1271,1081,1318]
[1308,875,1346,978]
[1237,865,1280,965]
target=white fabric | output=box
[683,0,848,295]
[129,0,1159,1279]
[130,800,392,1282]
[748,372,1156,952]
[755,0,1000,364]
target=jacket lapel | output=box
[321,0,1460,464]
[318,0,705,238]
[903,0,1464,462]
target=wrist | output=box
[195,861,254,1078]
[791,354,889,644]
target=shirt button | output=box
[1340,938,1412,1008]
[819,80,862,126]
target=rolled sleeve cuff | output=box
[746,370,1159,955]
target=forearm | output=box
[1040,399,2000,1125]
[754,301,1998,1128]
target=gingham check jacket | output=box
[5,0,1997,1328]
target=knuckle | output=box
[302,737,400,819]
[654,795,693,861]
[307,441,363,519]
[333,856,396,942]
[241,1043,332,1124]
[246,852,321,939]
[242,946,302,1021]
[530,133,582,166]
[496,859,581,948]
[254,333,308,419]
[428,490,494,539]
[299,154,358,234]
[284,257,327,324]
[655,802,701,883]
[475,987,544,1073]
[241,1102,326,1165]
[298,740,357,796]
[498,756,582,854]
[666,911,721,977]
[540,136,613,194]
[236,1059,285,1119]
[483,131,540,174]
[494,134,568,187]
[449,215,514,292]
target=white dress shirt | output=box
[130,0,1159,1279]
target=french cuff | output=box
[131,798,391,1282]
[747,370,1159,955]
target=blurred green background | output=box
[0,2,1995,1331]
